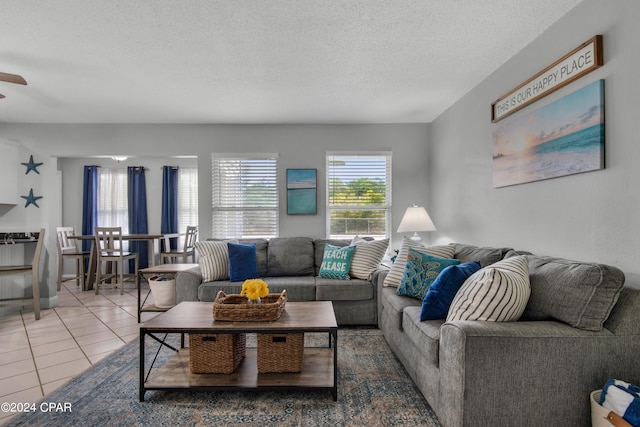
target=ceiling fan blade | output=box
[0,72,27,85]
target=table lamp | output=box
[397,205,436,242]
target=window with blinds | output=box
[326,152,392,239]
[178,167,198,232]
[97,168,129,231]
[211,154,279,239]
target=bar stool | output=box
[94,227,139,295]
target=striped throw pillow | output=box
[349,237,389,280]
[447,255,530,322]
[195,240,237,282]
[383,237,455,287]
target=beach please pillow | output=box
[318,244,356,280]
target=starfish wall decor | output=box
[21,155,43,174]
[21,188,43,208]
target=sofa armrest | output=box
[175,265,202,304]
[439,320,637,427]
[373,265,389,319]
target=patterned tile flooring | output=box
[0,280,159,426]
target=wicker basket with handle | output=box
[257,333,304,373]
[189,333,246,374]
[213,290,287,322]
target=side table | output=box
[138,263,198,322]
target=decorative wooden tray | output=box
[213,290,287,322]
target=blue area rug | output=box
[6,329,440,426]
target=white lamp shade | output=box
[397,205,436,233]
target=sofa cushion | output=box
[198,276,316,302]
[403,306,444,365]
[522,255,625,331]
[420,260,482,321]
[267,237,315,277]
[318,244,356,280]
[447,255,530,322]
[316,278,374,301]
[238,238,268,277]
[195,240,237,281]
[228,242,259,282]
[350,236,389,280]
[383,237,455,287]
[380,286,421,330]
[397,248,461,300]
[449,243,513,267]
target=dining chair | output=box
[94,227,139,295]
[56,226,90,291]
[160,226,198,264]
[0,228,45,320]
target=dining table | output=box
[69,233,165,291]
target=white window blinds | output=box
[178,167,198,232]
[326,152,392,239]
[211,154,279,239]
[97,168,129,232]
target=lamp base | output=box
[408,232,423,242]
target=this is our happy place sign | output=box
[491,35,603,122]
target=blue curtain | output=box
[81,166,99,255]
[128,166,149,269]
[161,166,179,250]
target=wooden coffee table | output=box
[139,301,338,402]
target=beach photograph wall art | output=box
[493,79,604,188]
[287,168,317,214]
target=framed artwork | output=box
[493,79,604,188]
[287,169,317,215]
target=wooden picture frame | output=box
[286,169,317,215]
[493,80,604,187]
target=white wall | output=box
[429,0,640,276]
[0,123,430,308]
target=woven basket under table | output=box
[257,333,304,373]
[213,290,287,322]
[189,333,246,374]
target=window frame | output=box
[326,152,392,239]
[211,153,279,239]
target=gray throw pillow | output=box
[267,237,315,277]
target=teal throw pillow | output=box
[319,244,356,280]
[397,248,460,300]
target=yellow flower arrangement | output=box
[241,278,269,301]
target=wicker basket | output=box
[213,290,287,322]
[257,333,304,373]
[189,333,246,374]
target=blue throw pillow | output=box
[228,242,259,282]
[319,244,356,280]
[420,260,482,321]
[397,248,460,300]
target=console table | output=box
[139,301,338,402]
[137,263,198,322]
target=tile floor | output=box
[0,280,158,426]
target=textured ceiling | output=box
[0,0,583,124]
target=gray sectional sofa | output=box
[174,236,386,325]
[378,243,640,427]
